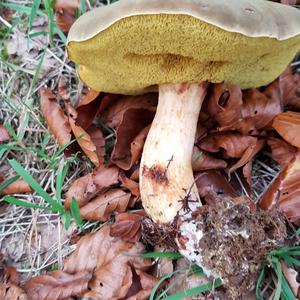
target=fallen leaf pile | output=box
[21,225,157,300]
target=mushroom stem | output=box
[140,83,207,224]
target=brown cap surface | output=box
[67,0,300,94]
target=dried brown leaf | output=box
[69,117,100,166]
[199,133,257,158]
[100,93,157,128]
[54,0,79,32]
[195,171,236,199]
[192,147,227,171]
[217,87,282,135]
[110,212,144,243]
[267,137,297,168]
[40,88,71,147]
[228,139,265,175]
[0,178,32,195]
[273,111,300,148]
[24,270,91,300]
[111,111,154,170]
[119,172,140,197]
[64,165,119,209]
[79,189,131,221]
[75,90,102,129]
[259,153,300,222]
[63,225,155,300]
[280,66,300,109]
[0,125,10,143]
[0,283,27,300]
[204,83,242,126]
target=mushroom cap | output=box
[67,0,300,94]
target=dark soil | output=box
[196,196,287,299]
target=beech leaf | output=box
[39,88,71,147]
[79,189,131,221]
[192,147,227,171]
[0,178,32,195]
[228,139,265,175]
[273,111,300,148]
[24,270,91,300]
[119,172,140,197]
[0,283,27,300]
[204,83,242,126]
[199,133,257,158]
[54,0,80,32]
[100,93,157,128]
[64,165,119,209]
[110,212,144,243]
[111,111,154,170]
[259,153,300,222]
[267,137,297,168]
[281,262,300,297]
[195,171,236,199]
[280,66,300,109]
[63,225,156,300]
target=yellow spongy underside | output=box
[67,14,300,94]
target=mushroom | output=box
[67,0,300,278]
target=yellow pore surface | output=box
[67,14,300,95]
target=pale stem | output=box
[140,83,207,224]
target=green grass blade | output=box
[62,211,71,230]
[80,0,86,14]
[271,257,282,300]
[282,276,296,300]
[54,25,67,43]
[256,265,266,300]
[190,264,204,277]
[8,159,64,213]
[162,278,222,300]
[3,196,49,210]
[0,175,20,192]
[0,2,45,16]
[71,197,83,226]
[29,0,42,30]
[141,252,183,260]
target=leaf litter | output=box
[2,2,300,299]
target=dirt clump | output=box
[196,196,287,299]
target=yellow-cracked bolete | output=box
[67,0,300,279]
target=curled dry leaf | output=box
[39,88,71,147]
[66,104,105,167]
[24,270,92,300]
[204,83,242,126]
[195,170,236,200]
[0,283,27,300]
[273,111,300,148]
[54,0,80,32]
[281,262,300,297]
[75,90,102,129]
[217,87,282,135]
[110,212,144,243]
[199,132,257,158]
[192,147,227,171]
[64,165,119,209]
[0,175,32,195]
[0,125,10,143]
[267,137,297,168]
[119,172,140,197]
[111,111,154,170]
[228,139,265,175]
[259,153,300,222]
[63,225,156,300]
[100,93,157,128]
[280,66,300,109]
[79,189,131,221]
